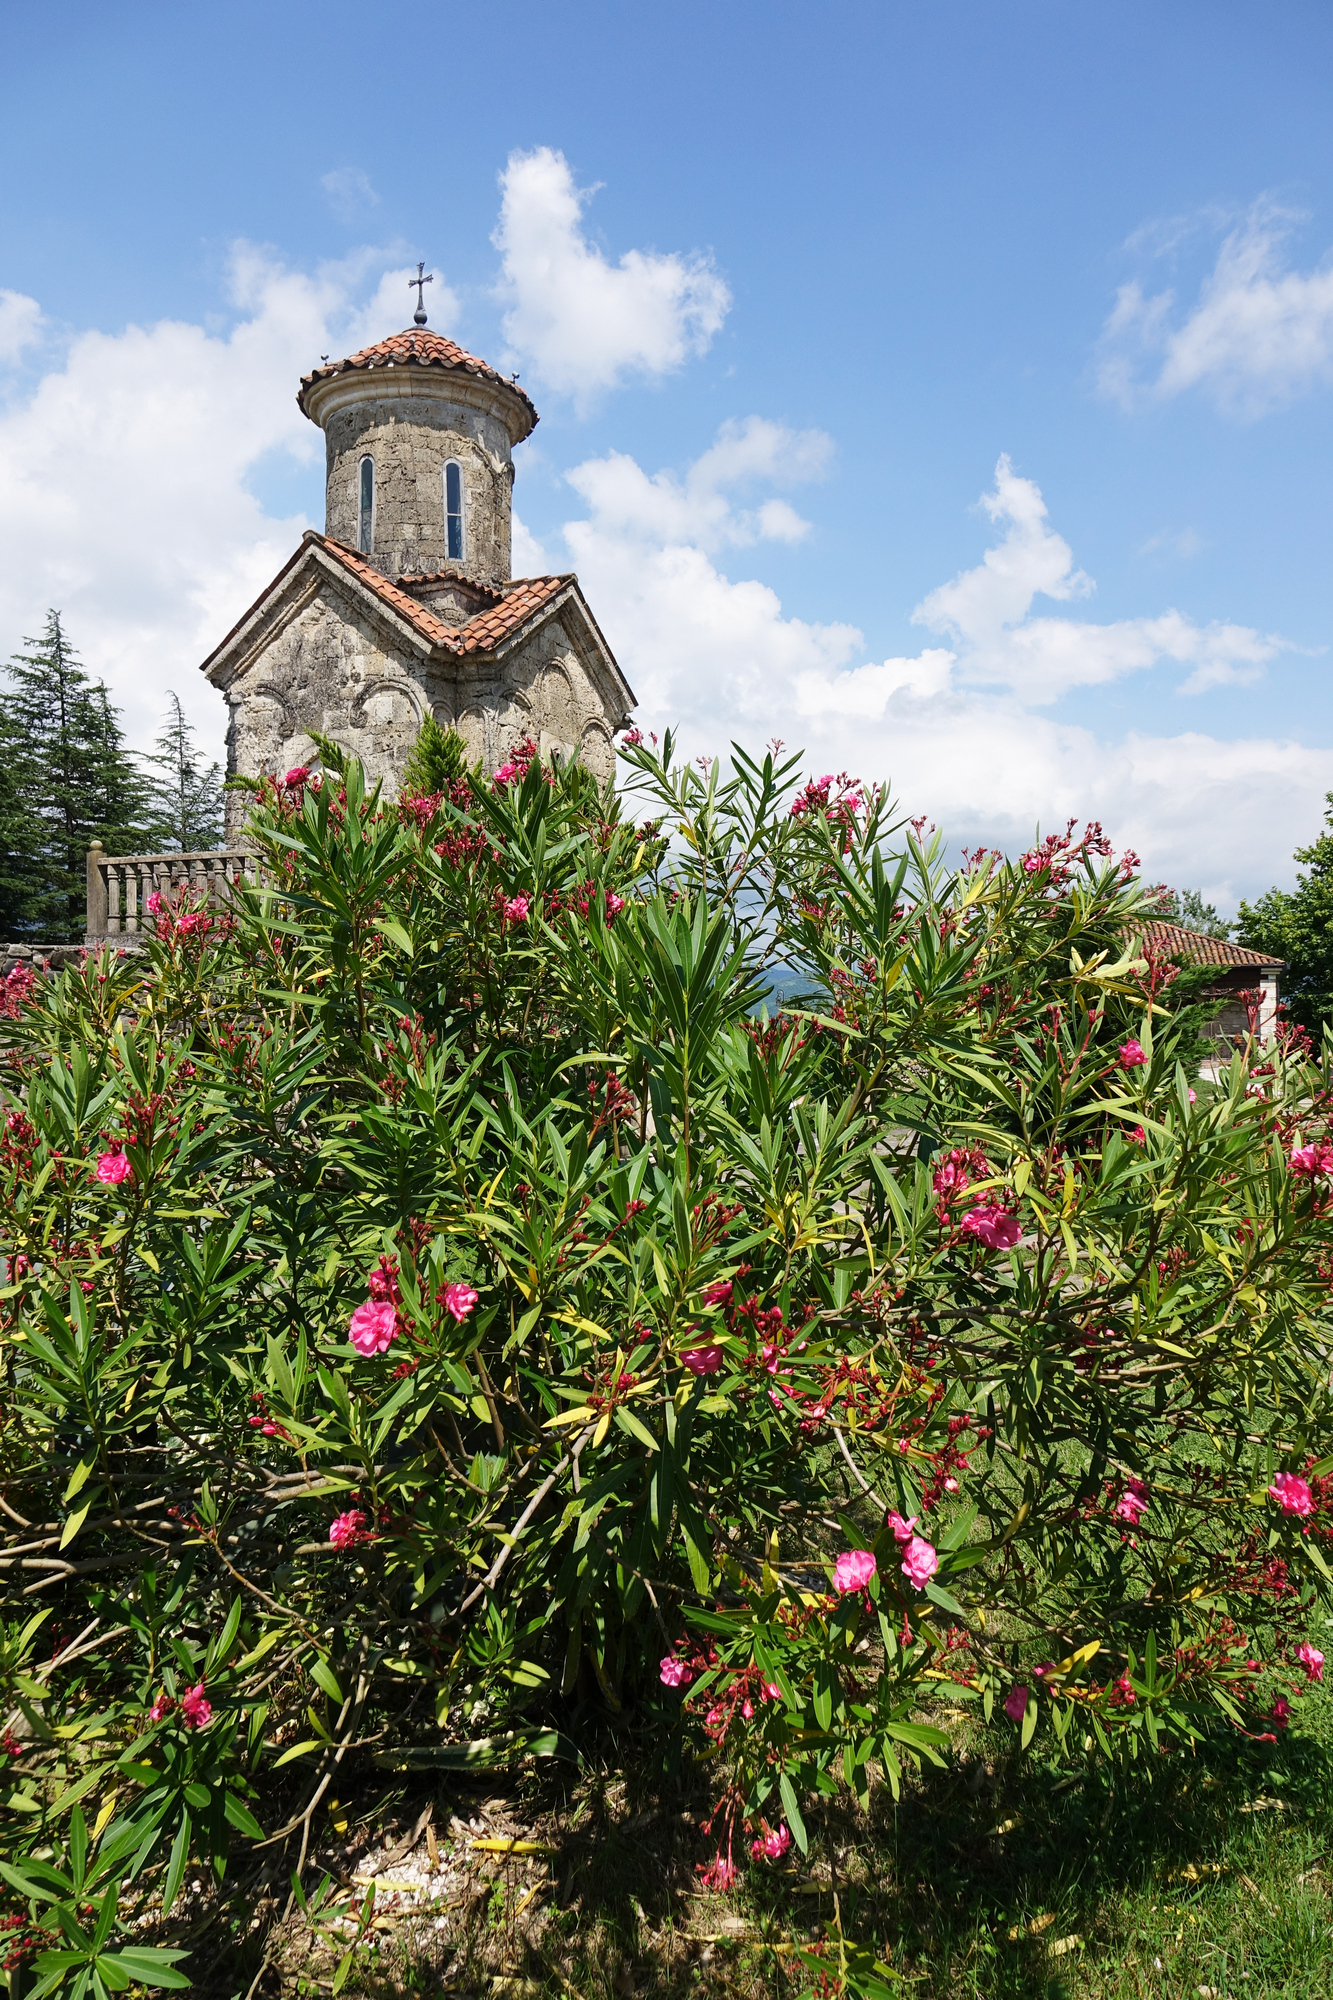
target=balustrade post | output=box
[86,843,108,938]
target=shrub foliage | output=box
[2,737,1333,1991]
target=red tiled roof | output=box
[297,327,538,435]
[1140,921,1283,970]
[453,574,571,653]
[315,536,572,656]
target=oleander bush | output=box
[3,733,1333,1998]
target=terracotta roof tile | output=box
[315,537,572,657]
[297,327,537,435]
[1140,921,1283,970]
[454,574,572,654]
[315,537,459,648]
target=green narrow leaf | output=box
[161,1812,191,1916]
[777,1772,807,1854]
[309,1656,344,1705]
[1020,1693,1038,1750]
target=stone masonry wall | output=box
[221,582,620,832]
[323,387,514,585]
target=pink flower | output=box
[1271,1696,1292,1729]
[960,1205,1021,1250]
[1004,1685,1030,1724]
[284,766,311,787]
[349,1298,399,1356]
[900,1535,938,1589]
[1114,1478,1149,1525]
[441,1281,479,1323]
[94,1149,132,1186]
[1290,1142,1333,1177]
[1298,1643,1325,1682]
[493,761,519,786]
[503,895,530,922]
[701,1279,733,1309]
[751,1824,791,1861]
[149,1692,174,1722]
[180,1683,212,1730]
[1188,1089,1197,1103]
[329,1508,370,1549]
[1118,1039,1148,1068]
[1269,1472,1315,1517]
[681,1345,724,1375]
[605,892,625,918]
[833,1549,877,1594]
[886,1511,918,1544]
[698,1853,738,1892]
[660,1656,691,1688]
[145,891,164,914]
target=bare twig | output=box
[456,1423,596,1619]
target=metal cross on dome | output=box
[409,262,434,326]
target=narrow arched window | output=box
[358,456,374,555]
[444,460,465,562]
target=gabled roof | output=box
[1141,921,1283,971]
[199,534,634,711]
[297,327,538,436]
[316,538,572,656]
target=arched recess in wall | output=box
[350,679,425,737]
[580,719,613,781]
[539,662,576,742]
[240,688,295,763]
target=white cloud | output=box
[1099,198,1333,415]
[908,457,1280,704]
[0,246,436,763]
[564,416,831,552]
[1138,527,1204,560]
[493,146,731,406]
[557,442,1320,905]
[511,510,551,576]
[0,290,42,365]
[321,167,380,222]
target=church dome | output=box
[297,328,538,443]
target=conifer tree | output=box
[141,691,223,851]
[399,716,472,797]
[0,611,150,941]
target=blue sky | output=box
[4,0,1333,904]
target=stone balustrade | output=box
[85,843,261,941]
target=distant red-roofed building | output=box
[1141,921,1283,1048]
[200,317,635,826]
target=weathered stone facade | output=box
[200,324,633,818]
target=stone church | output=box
[199,297,635,827]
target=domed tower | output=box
[200,299,634,822]
[297,324,537,585]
